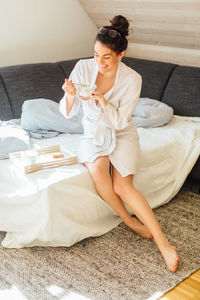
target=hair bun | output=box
[110,15,129,36]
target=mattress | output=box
[0,115,200,248]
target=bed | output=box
[0,114,199,248]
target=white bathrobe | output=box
[59,58,142,177]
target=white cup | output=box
[75,83,96,98]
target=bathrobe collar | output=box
[92,58,121,100]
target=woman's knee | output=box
[113,174,134,198]
[85,157,110,183]
[113,181,126,197]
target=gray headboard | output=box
[0,57,200,120]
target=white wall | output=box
[0,0,97,67]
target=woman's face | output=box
[94,41,124,74]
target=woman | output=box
[59,15,179,272]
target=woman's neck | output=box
[99,63,119,79]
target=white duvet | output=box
[0,115,200,248]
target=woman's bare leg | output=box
[84,156,152,239]
[112,167,179,273]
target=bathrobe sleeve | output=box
[100,74,142,130]
[59,60,82,119]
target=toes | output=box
[168,259,179,273]
[163,245,179,273]
[168,264,178,273]
[147,234,153,239]
[171,268,177,273]
[171,264,179,273]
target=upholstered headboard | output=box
[0,57,200,120]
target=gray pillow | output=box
[0,121,30,159]
[132,98,174,128]
[20,98,84,137]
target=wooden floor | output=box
[160,269,200,300]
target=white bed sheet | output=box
[0,115,200,248]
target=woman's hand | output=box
[91,90,107,110]
[79,90,107,110]
[62,78,76,97]
[90,90,105,104]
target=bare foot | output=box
[160,244,179,272]
[128,217,153,239]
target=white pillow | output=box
[0,121,30,159]
[132,98,174,128]
[20,98,84,138]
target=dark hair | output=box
[95,15,129,55]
